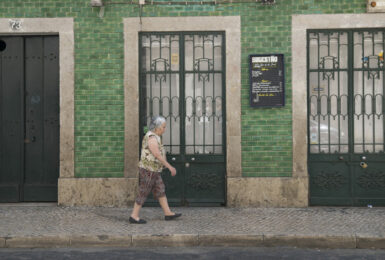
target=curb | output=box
[198,235,263,247]
[356,236,385,249]
[262,235,356,249]
[132,234,198,247]
[1,234,385,249]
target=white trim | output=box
[292,13,385,180]
[123,16,242,179]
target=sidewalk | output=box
[0,204,384,249]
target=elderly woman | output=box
[129,116,181,224]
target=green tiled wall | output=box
[0,0,366,177]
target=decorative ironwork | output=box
[140,32,226,205]
[194,57,213,81]
[308,29,385,206]
[319,55,339,69]
[367,70,380,79]
[362,55,384,70]
[189,172,221,190]
[312,170,347,190]
[140,32,225,155]
[308,31,350,154]
[322,71,335,80]
[150,58,171,82]
[357,170,385,189]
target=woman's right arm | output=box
[148,136,176,176]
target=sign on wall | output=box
[249,54,285,108]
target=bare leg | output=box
[130,202,142,220]
[158,196,174,216]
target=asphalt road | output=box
[1,247,385,260]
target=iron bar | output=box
[193,35,196,154]
[372,32,375,152]
[202,36,206,154]
[383,30,385,152]
[362,33,366,152]
[212,36,215,153]
[327,33,331,153]
[168,36,172,153]
[317,32,321,152]
[337,32,341,152]
[180,34,185,156]
[159,36,163,117]
[149,36,153,118]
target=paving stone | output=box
[0,205,384,248]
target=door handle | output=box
[360,162,368,168]
[24,136,36,143]
[185,162,190,168]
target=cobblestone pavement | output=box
[0,204,384,248]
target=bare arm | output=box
[148,136,176,176]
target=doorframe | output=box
[0,18,75,182]
[292,13,385,203]
[123,17,241,189]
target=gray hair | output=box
[148,116,166,131]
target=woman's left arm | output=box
[148,136,176,176]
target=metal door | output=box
[0,36,59,202]
[139,32,226,206]
[308,30,385,206]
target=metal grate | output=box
[139,32,225,155]
[308,29,385,154]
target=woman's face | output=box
[155,122,167,136]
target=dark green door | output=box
[0,36,59,202]
[139,32,226,206]
[308,30,385,206]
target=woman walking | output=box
[129,116,181,224]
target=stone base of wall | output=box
[59,177,308,207]
[58,178,137,207]
[227,177,308,207]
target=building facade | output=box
[1,0,384,207]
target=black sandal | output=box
[129,216,147,224]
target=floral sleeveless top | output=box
[138,131,165,172]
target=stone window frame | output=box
[0,18,75,178]
[123,16,242,179]
[291,13,385,181]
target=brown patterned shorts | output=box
[135,168,166,205]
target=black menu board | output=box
[249,54,285,108]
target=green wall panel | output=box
[0,0,366,177]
